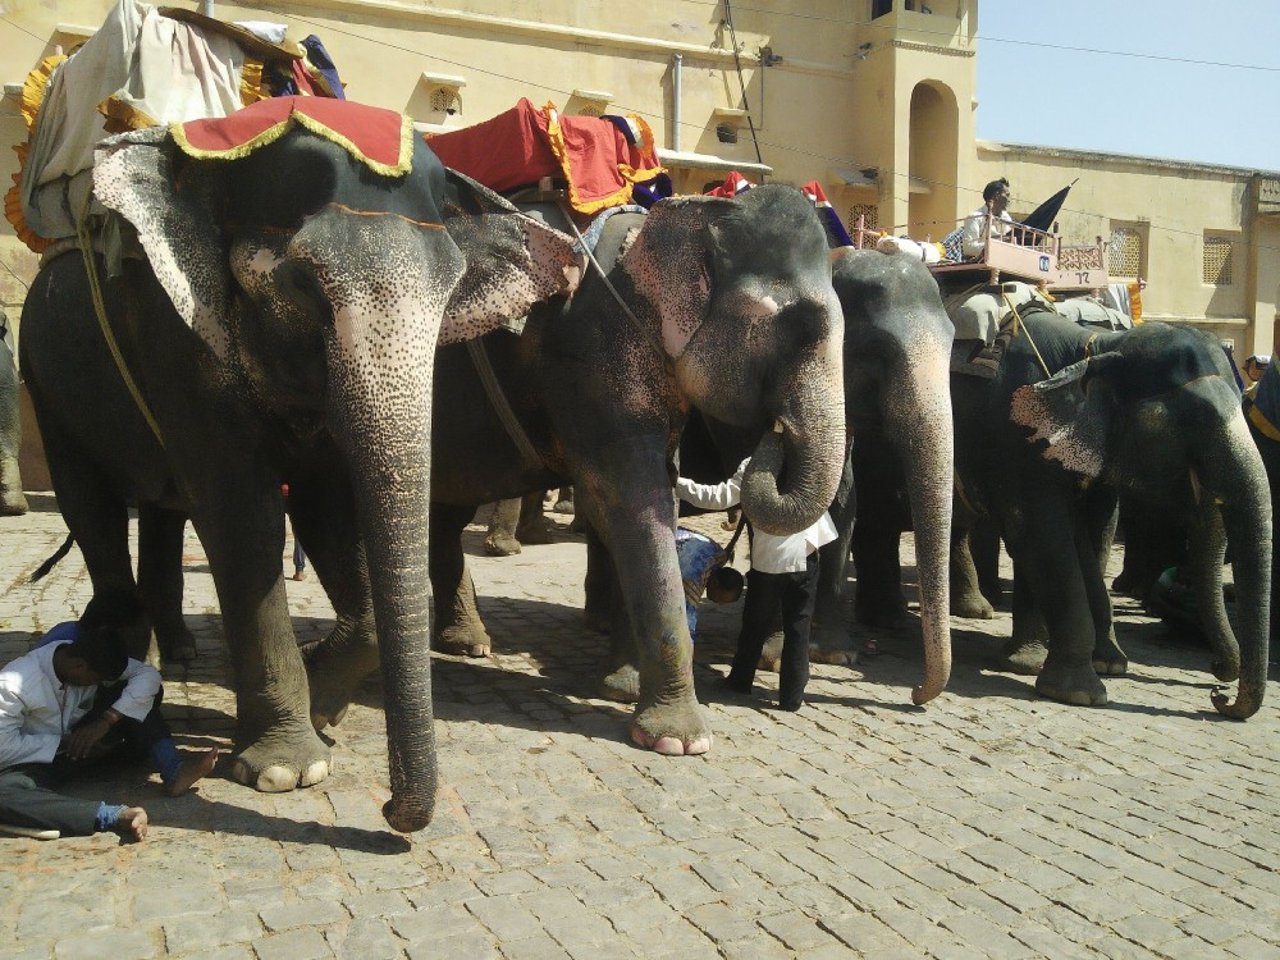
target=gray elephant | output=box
[19,101,580,831]
[309,186,847,754]
[943,309,1269,715]
[0,308,28,515]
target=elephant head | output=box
[93,104,581,831]
[619,185,846,535]
[1011,325,1271,719]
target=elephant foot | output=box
[1035,658,1108,706]
[600,664,640,703]
[515,521,552,545]
[757,631,784,673]
[434,622,491,658]
[483,534,522,556]
[230,728,332,792]
[628,699,712,756]
[552,499,575,515]
[159,626,198,664]
[952,593,995,620]
[309,669,356,730]
[0,491,27,516]
[997,637,1048,676]
[811,642,858,666]
[1091,635,1129,676]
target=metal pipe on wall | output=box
[671,53,682,153]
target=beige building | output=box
[2,0,1277,355]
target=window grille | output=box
[1203,235,1233,285]
[849,203,879,233]
[430,89,461,116]
[1107,226,1142,277]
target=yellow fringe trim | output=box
[171,107,415,178]
[542,101,665,214]
[98,96,161,135]
[1248,400,1280,443]
[4,55,67,253]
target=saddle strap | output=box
[465,337,543,470]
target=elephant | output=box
[0,308,28,516]
[302,185,848,755]
[807,248,955,704]
[939,308,1269,715]
[1243,359,1280,658]
[19,99,581,831]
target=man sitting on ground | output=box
[0,593,217,841]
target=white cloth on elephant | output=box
[675,459,837,575]
[21,0,248,242]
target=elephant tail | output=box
[31,534,74,582]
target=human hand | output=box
[63,719,111,760]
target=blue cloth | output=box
[676,528,727,637]
[35,621,78,648]
[94,802,125,832]
[1251,354,1280,431]
[300,35,346,99]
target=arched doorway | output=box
[907,81,959,240]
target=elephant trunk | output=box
[1193,414,1271,720]
[741,353,845,536]
[882,326,954,705]
[297,209,462,832]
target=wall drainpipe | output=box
[671,53,682,153]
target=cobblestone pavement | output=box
[1,494,1278,959]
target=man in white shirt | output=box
[0,594,217,840]
[675,459,837,710]
[953,178,1014,261]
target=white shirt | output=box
[675,459,838,575]
[0,638,162,771]
[960,205,1013,260]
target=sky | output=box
[975,0,1280,171]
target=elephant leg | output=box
[582,524,614,635]
[552,485,575,515]
[483,497,522,556]
[950,526,995,619]
[1004,496,1108,706]
[136,505,196,663]
[286,462,378,731]
[588,530,640,702]
[579,448,711,756]
[515,491,552,545]
[971,520,1003,608]
[430,503,491,657]
[852,522,907,628]
[1082,488,1126,675]
[1000,568,1049,675]
[0,336,26,517]
[37,424,140,648]
[810,455,857,665]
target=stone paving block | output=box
[180,947,256,960]
[260,899,350,932]
[163,910,264,954]
[253,927,334,960]
[685,901,760,944]
[498,931,574,960]
[1222,934,1280,960]
[326,917,403,960]
[466,893,546,941]
[406,932,500,960]
[54,927,158,960]
[341,890,414,920]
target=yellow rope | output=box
[1002,292,1051,380]
[76,198,166,447]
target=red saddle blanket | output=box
[173,96,413,176]
[426,97,664,214]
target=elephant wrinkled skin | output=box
[20,106,580,831]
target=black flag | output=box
[1018,179,1077,234]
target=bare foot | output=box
[165,748,220,797]
[292,570,307,581]
[115,807,148,841]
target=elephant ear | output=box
[93,126,232,360]
[437,168,584,345]
[1009,352,1124,478]
[619,195,739,359]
